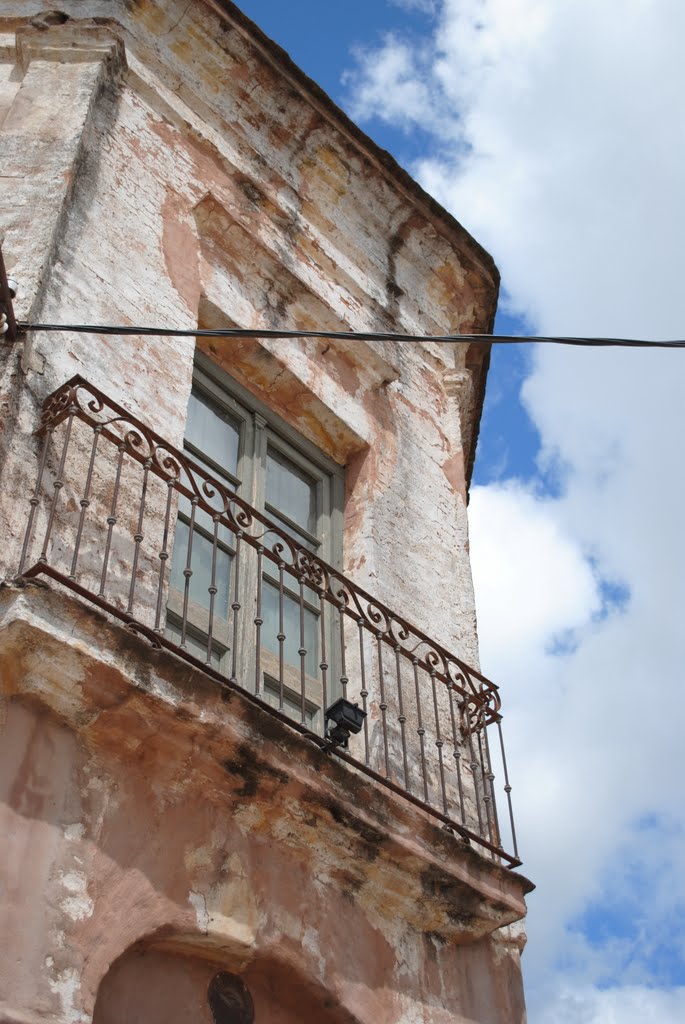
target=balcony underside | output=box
[0,580,532,947]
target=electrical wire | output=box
[16,321,685,348]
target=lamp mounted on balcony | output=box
[325,697,366,748]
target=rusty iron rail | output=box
[17,374,520,866]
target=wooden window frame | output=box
[168,353,345,728]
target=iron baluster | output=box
[298,576,307,725]
[412,658,429,803]
[477,724,496,849]
[229,531,242,684]
[179,497,198,648]
[69,426,101,580]
[430,669,449,817]
[376,630,390,779]
[40,406,76,564]
[497,717,519,860]
[254,547,263,695]
[205,514,221,666]
[483,722,502,851]
[127,457,152,614]
[464,704,485,838]
[154,479,175,633]
[319,593,328,728]
[358,621,370,766]
[338,599,348,701]
[98,441,126,597]
[447,685,467,824]
[19,424,53,575]
[277,561,285,710]
[394,645,409,790]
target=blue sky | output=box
[239,3,685,1022]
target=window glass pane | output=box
[260,523,318,591]
[264,515,318,556]
[266,448,316,536]
[165,618,224,668]
[168,368,341,702]
[169,518,232,620]
[263,678,315,727]
[261,578,319,677]
[187,388,240,478]
[178,451,235,546]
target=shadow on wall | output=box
[93,943,360,1024]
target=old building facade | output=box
[0,3,532,1023]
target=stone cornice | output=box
[15,19,125,76]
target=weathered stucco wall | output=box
[0,4,527,1023]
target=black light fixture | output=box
[325,697,366,748]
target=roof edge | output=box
[204,0,500,298]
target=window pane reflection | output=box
[261,578,319,677]
[169,518,232,620]
[266,448,316,535]
[187,389,240,478]
[263,678,316,727]
[165,618,224,668]
[178,451,234,546]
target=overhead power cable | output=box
[15,322,685,348]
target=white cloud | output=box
[538,985,685,1024]
[348,0,685,337]
[347,2,685,1020]
[345,36,441,135]
[468,482,600,672]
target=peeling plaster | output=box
[60,871,94,922]
[188,890,210,933]
[48,966,87,1024]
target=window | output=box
[167,356,344,727]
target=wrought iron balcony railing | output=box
[17,375,520,866]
